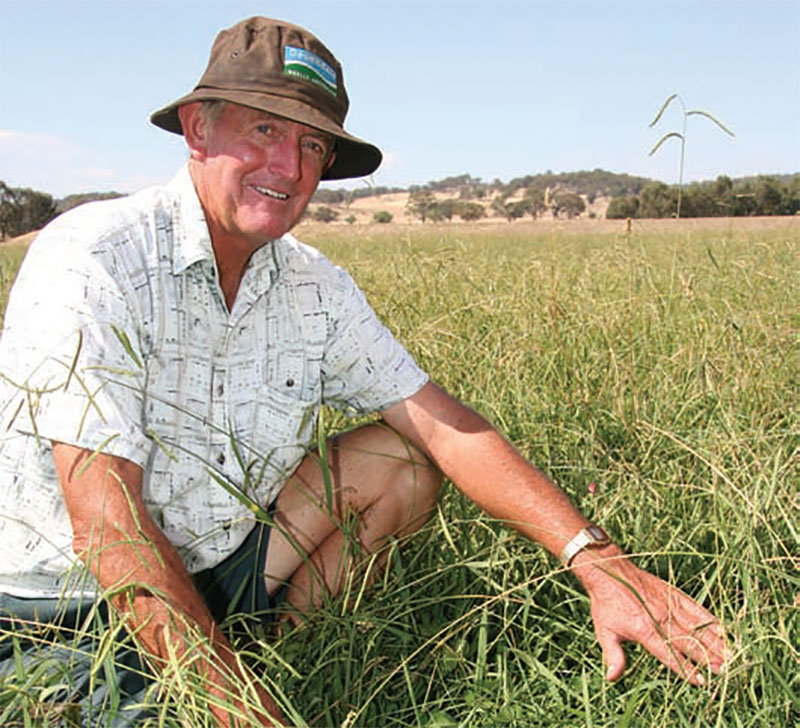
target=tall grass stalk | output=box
[0,217,797,726]
[648,93,735,218]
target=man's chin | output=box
[250,214,301,242]
[243,221,295,244]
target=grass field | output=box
[0,216,797,726]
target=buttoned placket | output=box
[204,263,233,474]
[206,249,278,478]
[210,363,228,468]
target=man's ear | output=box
[323,148,337,176]
[178,103,209,160]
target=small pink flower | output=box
[588,482,597,495]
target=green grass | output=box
[1,218,798,726]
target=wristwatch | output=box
[559,525,611,566]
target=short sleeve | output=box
[0,228,150,466]
[320,267,428,413]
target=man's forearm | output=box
[52,442,284,725]
[386,383,729,686]
[106,565,278,725]
[385,383,596,559]
[393,389,633,599]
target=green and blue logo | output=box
[283,46,337,97]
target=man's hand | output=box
[571,545,728,685]
[52,442,286,726]
[385,382,729,686]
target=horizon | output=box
[50,168,800,203]
[1,0,798,198]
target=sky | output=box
[0,0,798,198]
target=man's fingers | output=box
[596,628,627,682]
[639,628,710,686]
[666,590,728,672]
[687,620,728,673]
[665,629,723,676]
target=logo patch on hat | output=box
[283,46,337,97]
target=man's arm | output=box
[383,382,727,685]
[51,442,285,726]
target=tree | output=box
[782,175,800,215]
[491,197,528,222]
[509,200,531,220]
[551,192,585,219]
[406,188,438,222]
[606,197,639,219]
[681,182,718,218]
[372,210,393,224]
[0,182,58,239]
[0,182,16,239]
[312,205,339,223]
[523,187,546,218]
[648,93,735,217]
[437,198,460,222]
[709,175,735,216]
[491,196,511,221]
[753,176,785,216]
[458,202,485,222]
[638,182,678,218]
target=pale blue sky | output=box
[1,0,798,197]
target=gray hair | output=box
[199,100,227,129]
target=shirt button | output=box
[217,452,226,465]
[286,378,294,387]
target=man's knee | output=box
[265,423,441,600]
[353,422,442,527]
[278,422,441,537]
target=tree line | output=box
[606,174,799,219]
[312,184,405,206]
[0,182,58,239]
[3,170,797,240]
[0,182,124,240]
[403,187,588,223]
[314,169,654,208]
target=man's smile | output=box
[251,184,289,201]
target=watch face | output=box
[587,525,609,543]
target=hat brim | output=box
[150,88,382,181]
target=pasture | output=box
[0,216,797,726]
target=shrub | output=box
[312,205,339,223]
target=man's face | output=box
[183,102,334,248]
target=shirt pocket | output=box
[245,382,320,493]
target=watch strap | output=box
[559,525,610,566]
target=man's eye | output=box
[303,139,325,155]
[257,124,274,135]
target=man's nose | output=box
[266,138,302,181]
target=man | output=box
[0,16,727,727]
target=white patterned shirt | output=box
[0,165,427,597]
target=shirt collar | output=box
[169,164,215,276]
[167,164,283,297]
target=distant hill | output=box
[2,168,797,243]
[56,191,126,215]
[311,168,798,222]
[314,169,654,205]
[502,169,652,199]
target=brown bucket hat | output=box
[150,16,382,180]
